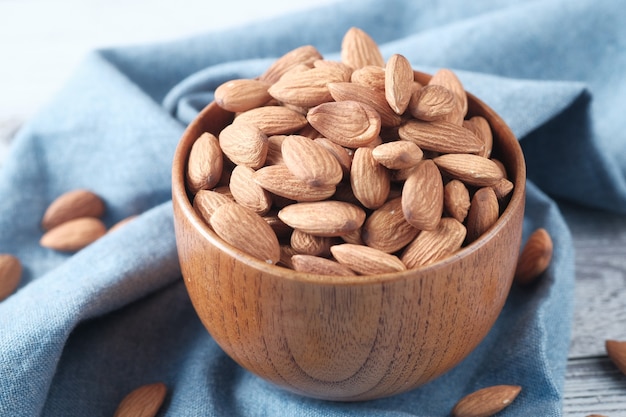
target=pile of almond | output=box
[186,27,515,276]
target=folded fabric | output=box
[1,0,624,415]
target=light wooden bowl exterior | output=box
[172,72,526,401]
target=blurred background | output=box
[0,0,336,160]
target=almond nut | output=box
[444,179,471,223]
[268,66,350,108]
[401,160,443,231]
[362,197,419,253]
[307,100,381,148]
[514,228,553,285]
[186,132,223,193]
[253,164,336,202]
[606,339,626,375]
[281,135,343,186]
[340,27,385,69]
[210,202,280,264]
[401,217,466,269]
[330,243,406,275]
[192,189,233,224]
[214,78,272,113]
[40,217,107,252]
[384,54,414,115]
[290,229,333,257]
[466,187,500,243]
[229,165,272,215]
[0,254,22,301]
[451,385,521,417]
[409,84,458,122]
[398,119,484,154]
[218,122,268,169]
[113,382,167,417]
[351,147,391,209]
[291,254,356,276]
[233,106,308,136]
[433,154,503,187]
[41,189,105,231]
[277,201,366,237]
[371,141,423,170]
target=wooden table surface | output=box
[1,1,625,415]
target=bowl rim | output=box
[172,75,526,286]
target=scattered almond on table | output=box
[0,253,21,301]
[113,382,167,417]
[185,27,520,274]
[514,228,553,285]
[605,339,626,375]
[451,384,521,417]
[38,189,139,252]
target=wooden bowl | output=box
[171,72,526,401]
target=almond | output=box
[0,254,22,301]
[444,179,471,223]
[606,339,626,375]
[186,132,223,193]
[210,202,280,264]
[313,138,354,175]
[229,165,272,215]
[277,201,365,237]
[401,160,443,231]
[259,45,322,84]
[233,106,308,135]
[327,82,402,127]
[351,147,390,209]
[330,243,407,275]
[362,197,419,253]
[214,79,272,113]
[372,141,423,170]
[290,229,333,257]
[41,189,105,231]
[428,68,468,124]
[451,385,521,417]
[312,59,353,80]
[433,154,504,187]
[492,178,515,201]
[307,100,381,148]
[265,135,286,165]
[340,27,385,69]
[113,382,167,417]
[291,254,356,276]
[193,189,233,224]
[350,65,386,91]
[464,116,493,158]
[466,187,500,243]
[401,217,466,269]
[40,217,107,252]
[385,54,414,115]
[398,119,484,154]
[409,84,458,122]
[253,164,336,202]
[218,122,268,169]
[281,135,343,186]
[268,66,350,108]
[514,228,553,285]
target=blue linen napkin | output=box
[1,0,624,415]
